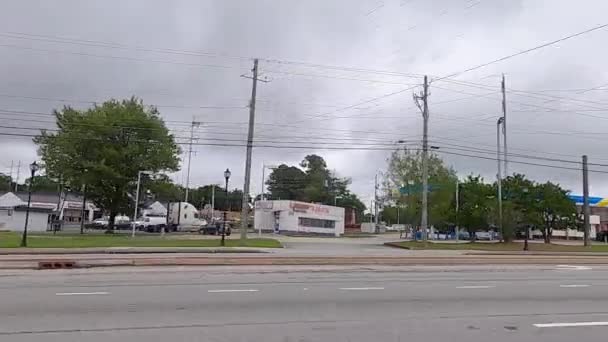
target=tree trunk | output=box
[106,212,116,234]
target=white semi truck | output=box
[167,202,208,232]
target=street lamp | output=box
[132,170,152,238]
[21,161,40,247]
[222,168,231,246]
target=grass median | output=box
[0,232,282,248]
[387,240,608,252]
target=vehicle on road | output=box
[200,221,232,236]
[141,216,168,233]
[167,202,208,232]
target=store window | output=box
[298,217,335,229]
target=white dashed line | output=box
[207,289,259,293]
[559,284,590,288]
[534,321,608,328]
[303,288,309,291]
[456,285,495,289]
[339,287,385,291]
[55,292,110,296]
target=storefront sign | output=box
[289,202,330,214]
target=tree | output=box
[266,165,307,200]
[35,98,181,231]
[24,175,61,192]
[0,173,11,192]
[457,175,494,241]
[536,181,576,243]
[384,148,458,229]
[266,155,367,222]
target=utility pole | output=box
[582,155,590,247]
[374,173,379,232]
[501,74,508,177]
[240,58,260,242]
[8,160,13,191]
[184,118,201,202]
[455,180,459,241]
[413,75,430,241]
[211,184,215,213]
[15,160,21,192]
[497,117,505,243]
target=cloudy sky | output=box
[1,0,608,206]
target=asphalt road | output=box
[2,265,608,341]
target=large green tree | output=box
[457,175,494,240]
[266,155,366,221]
[383,148,458,229]
[35,98,181,230]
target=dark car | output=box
[596,230,608,242]
[200,221,232,236]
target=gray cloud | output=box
[1,0,608,207]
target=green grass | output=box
[0,232,282,248]
[387,241,608,252]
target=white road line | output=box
[534,321,608,328]
[555,265,592,271]
[559,284,590,288]
[303,288,309,291]
[207,289,259,293]
[456,285,496,289]
[339,287,385,291]
[55,292,109,296]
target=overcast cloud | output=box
[1,0,608,206]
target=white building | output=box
[254,200,345,237]
[0,191,99,231]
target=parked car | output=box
[200,221,232,236]
[475,231,492,240]
[596,230,608,242]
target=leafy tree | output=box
[457,175,494,241]
[536,181,577,243]
[266,155,366,222]
[266,165,307,200]
[0,173,11,192]
[384,148,458,229]
[24,175,61,192]
[35,98,181,231]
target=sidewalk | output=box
[0,246,269,255]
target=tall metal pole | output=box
[261,164,266,201]
[15,160,21,192]
[502,74,508,177]
[132,171,142,238]
[455,180,459,241]
[583,155,590,247]
[421,75,429,241]
[497,117,504,243]
[184,119,200,202]
[241,58,259,242]
[211,184,215,214]
[80,184,87,234]
[374,173,379,231]
[20,166,35,247]
[8,160,13,191]
[222,175,229,247]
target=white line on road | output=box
[338,287,385,291]
[559,284,590,288]
[534,321,608,328]
[207,289,259,293]
[456,285,496,289]
[55,292,110,296]
[555,265,592,271]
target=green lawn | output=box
[0,232,282,248]
[387,241,608,252]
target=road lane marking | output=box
[555,265,592,271]
[303,288,308,291]
[534,321,608,328]
[456,285,495,289]
[207,289,259,293]
[559,284,590,288]
[55,292,109,296]
[339,287,385,291]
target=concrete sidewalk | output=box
[0,246,269,255]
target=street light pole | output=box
[222,168,231,247]
[132,170,151,238]
[497,117,504,243]
[21,161,39,247]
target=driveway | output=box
[264,233,410,256]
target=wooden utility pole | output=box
[502,74,508,177]
[413,76,429,241]
[240,58,259,242]
[583,155,590,247]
